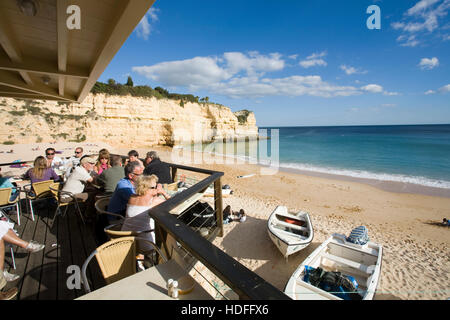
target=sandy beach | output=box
[1,142,449,300]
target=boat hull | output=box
[267,206,314,258]
[284,234,383,300]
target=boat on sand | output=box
[284,233,382,300]
[267,206,314,259]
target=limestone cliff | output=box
[0,94,258,147]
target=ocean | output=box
[188,124,450,193]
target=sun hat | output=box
[80,157,96,165]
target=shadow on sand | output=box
[220,215,321,290]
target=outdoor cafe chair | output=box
[0,186,21,226]
[23,180,55,222]
[81,236,168,293]
[49,182,85,228]
[94,197,155,245]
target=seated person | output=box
[45,147,64,170]
[121,175,170,255]
[23,156,60,184]
[64,147,84,177]
[94,149,111,175]
[143,151,172,184]
[96,155,125,195]
[0,169,19,202]
[1,220,45,300]
[125,150,144,166]
[67,147,83,168]
[107,161,144,218]
[61,157,97,219]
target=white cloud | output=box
[407,0,441,15]
[418,57,440,69]
[306,51,327,60]
[299,59,327,68]
[132,56,232,87]
[383,91,399,96]
[299,51,327,68]
[288,54,299,60]
[381,103,397,107]
[361,84,384,93]
[136,8,159,40]
[223,52,284,75]
[397,34,421,47]
[439,84,450,92]
[392,0,450,46]
[340,65,367,75]
[425,89,436,94]
[132,52,396,99]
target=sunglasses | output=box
[46,153,55,156]
[75,151,82,154]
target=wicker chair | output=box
[81,236,168,293]
[49,182,85,228]
[23,180,55,222]
[94,197,153,241]
[0,186,21,225]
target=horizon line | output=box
[258,123,450,128]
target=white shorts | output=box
[0,220,14,240]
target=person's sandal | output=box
[3,270,20,282]
[25,241,45,253]
[0,287,18,300]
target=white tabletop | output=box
[77,259,213,300]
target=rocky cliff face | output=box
[0,94,258,147]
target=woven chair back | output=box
[32,180,54,198]
[105,223,140,239]
[95,236,137,284]
[0,188,12,205]
[94,197,110,215]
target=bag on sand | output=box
[346,226,369,245]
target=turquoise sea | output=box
[190,124,450,190]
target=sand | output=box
[2,142,449,300]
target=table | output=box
[77,259,213,300]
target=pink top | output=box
[97,163,109,175]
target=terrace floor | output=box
[2,199,106,300]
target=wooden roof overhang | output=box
[0,0,155,102]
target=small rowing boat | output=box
[267,206,314,259]
[284,233,382,300]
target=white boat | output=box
[284,233,383,300]
[267,206,314,259]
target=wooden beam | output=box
[57,0,69,96]
[0,92,69,102]
[77,0,156,102]
[0,11,33,86]
[0,54,89,79]
[0,70,76,102]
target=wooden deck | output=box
[2,198,106,300]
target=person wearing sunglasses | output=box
[45,147,63,170]
[64,147,84,178]
[68,147,84,167]
[107,161,144,220]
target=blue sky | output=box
[99,0,450,127]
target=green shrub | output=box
[3,140,15,145]
[8,110,25,116]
